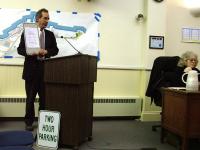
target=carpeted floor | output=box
[0,120,180,150]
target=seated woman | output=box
[165,51,200,87]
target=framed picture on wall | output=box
[149,35,164,49]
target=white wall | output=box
[166,0,200,64]
[0,0,200,120]
[144,0,167,69]
[142,0,200,121]
[0,0,147,118]
[0,0,145,69]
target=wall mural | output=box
[0,8,101,61]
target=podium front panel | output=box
[44,54,96,147]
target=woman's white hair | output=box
[177,51,198,67]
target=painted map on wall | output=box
[0,8,100,59]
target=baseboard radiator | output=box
[93,97,142,117]
[0,97,142,117]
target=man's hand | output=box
[38,49,47,57]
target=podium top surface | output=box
[45,54,96,62]
[44,54,97,84]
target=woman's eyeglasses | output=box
[188,59,198,62]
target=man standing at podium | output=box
[17,8,59,131]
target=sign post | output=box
[37,110,61,149]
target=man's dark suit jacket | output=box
[17,29,59,81]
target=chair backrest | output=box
[145,56,180,106]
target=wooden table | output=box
[161,88,200,150]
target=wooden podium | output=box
[44,54,97,149]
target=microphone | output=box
[60,36,82,55]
